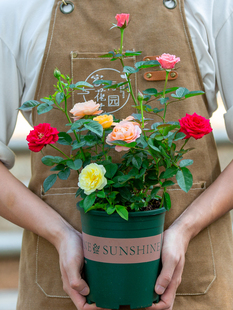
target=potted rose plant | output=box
[20,13,212,309]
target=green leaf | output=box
[132,156,142,169]
[75,81,93,88]
[106,206,116,215]
[157,97,169,105]
[42,156,65,166]
[123,66,139,74]
[118,187,131,200]
[66,159,82,170]
[176,167,193,193]
[151,187,160,198]
[56,92,64,105]
[171,87,189,99]
[116,205,129,220]
[104,163,118,179]
[83,193,96,212]
[43,174,57,192]
[135,60,159,69]
[76,188,83,197]
[163,192,171,211]
[92,80,112,86]
[184,90,205,98]
[58,132,73,145]
[84,120,103,137]
[148,138,161,153]
[58,168,70,180]
[99,52,115,58]
[162,180,175,187]
[19,100,40,111]
[179,159,193,167]
[72,140,86,150]
[160,167,178,179]
[125,50,142,56]
[37,103,53,115]
[97,191,106,198]
[143,88,158,96]
[174,132,186,141]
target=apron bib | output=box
[17,1,233,309]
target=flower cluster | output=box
[22,13,212,220]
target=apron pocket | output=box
[164,181,216,295]
[36,187,80,298]
[70,51,136,119]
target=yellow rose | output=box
[93,114,113,129]
[78,163,107,195]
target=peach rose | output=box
[106,121,141,152]
[93,114,114,129]
[156,53,180,70]
[70,100,103,120]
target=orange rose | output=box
[70,100,103,120]
[93,114,113,129]
[106,121,141,152]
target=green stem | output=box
[162,70,170,122]
[120,28,124,54]
[49,144,70,159]
[180,138,189,151]
[139,98,145,128]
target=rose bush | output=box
[21,13,211,219]
[179,113,212,139]
[26,123,59,152]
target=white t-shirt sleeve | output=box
[0,39,23,169]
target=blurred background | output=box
[0,94,233,310]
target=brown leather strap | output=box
[144,70,178,81]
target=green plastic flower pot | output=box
[78,205,166,309]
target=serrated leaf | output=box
[116,205,128,220]
[132,156,142,169]
[176,168,193,193]
[84,120,103,137]
[162,180,175,187]
[179,159,193,167]
[43,174,57,192]
[163,192,171,211]
[66,159,82,170]
[41,155,64,166]
[123,66,139,74]
[171,87,189,99]
[75,81,93,88]
[58,168,70,180]
[72,140,86,150]
[19,100,40,111]
[105,163,118,179]
[135,60,159,69]
[58,132,73,145]
[93,80,112,86]
[37,103,53,115]
[56,92,64,105]
[160,167,178,179]
[157,97,169,105]
[143,88,158,96]
[148,138,161,153]
[174,132,186,141]
[184,90,205,98]
[125,50,142,56]
[83,193,96,212]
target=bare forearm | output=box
[0,162,77,249]
[171,160,233,241]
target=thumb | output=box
[155,257,178,295]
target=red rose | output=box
[115,13,130,28]
[26,123,59,152]
[179,113,212,140]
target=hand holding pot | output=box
[56,226,108,310]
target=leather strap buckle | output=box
[143,56,178,81]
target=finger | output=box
[155,253,180,295]
[150,257,185,310]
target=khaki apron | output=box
[17,1,233,309]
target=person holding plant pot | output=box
[0,1,233,310]
[153,159,233,310]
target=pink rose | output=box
[179,113,212,140]
[115,13,130,28]
[106,121,141,152]
[26,123,59,152]
[70,100,103,120]
[156,53,180,69]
